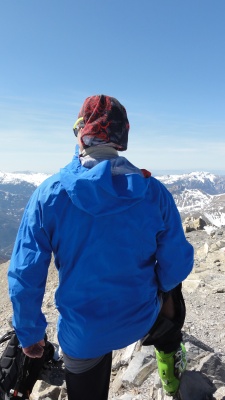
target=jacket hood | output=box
[60,148,150,216]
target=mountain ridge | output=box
[1,170,225,263]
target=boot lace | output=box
[174,347,186,375]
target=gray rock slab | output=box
[178,371,216,400]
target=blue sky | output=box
[0,0,225,175]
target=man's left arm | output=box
[155,186,194,292]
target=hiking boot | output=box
[155,343,187,396]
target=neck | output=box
[80,145,118,159]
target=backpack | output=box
[0,330,54,400]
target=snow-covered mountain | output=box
[0,170,225,263]
[156,171,225,227]
[0,171,51,187]
[0,171,51,263]
[156,171,225,194]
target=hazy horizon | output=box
[1,168,225,178]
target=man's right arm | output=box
[8,188,52,348]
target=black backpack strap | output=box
[0,331,15,346]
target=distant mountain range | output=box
[0,172,50,263]
[1,170,225,263]
[156,171,225,227]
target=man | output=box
[8,95,194,399]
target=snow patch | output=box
[204,212,225,228]
[204,226,217,235]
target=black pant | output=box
[65,352,112,400]
[65,284,185,399]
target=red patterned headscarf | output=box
[77,95,130,151]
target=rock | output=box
[213,386,225,399]
[183,217,207,232]
[182,277,202,293]
[30,384,61,400]
[120,343,137,366]
[196,244,209,260]
[198,354,225,386]
[178,371,216,400]
[58,383,67,400]
[209,241,225,252]
[111,367,126,393]
[122,352,146,387]
[118,395,134,400]
[132,358,157,386]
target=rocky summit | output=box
[1,224,225,400]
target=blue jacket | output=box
[8,149,194,358]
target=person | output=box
[8,94,194,399]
